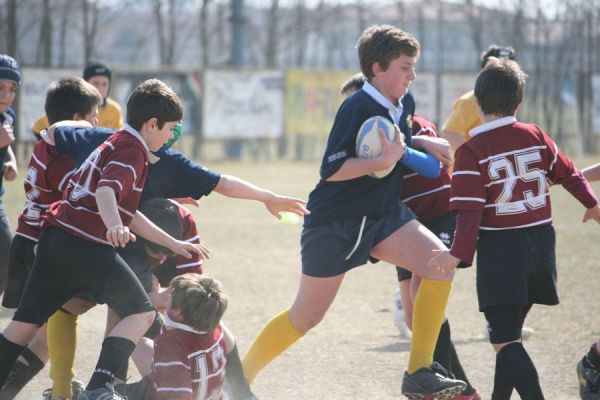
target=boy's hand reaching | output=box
[379,125,405,169]
[582,205,600,224]
[428,249,460,275]
[3,160,17,181]
[0,123,15,148]
[265,194,310,220]
[413,136,453,168]
[170,241,211,260]
[106,224,136,247]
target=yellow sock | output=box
[48,310,78,399]
[242,309,304,383]
[407,279,451,374]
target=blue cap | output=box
[0,54,21,86]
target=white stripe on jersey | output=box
[31,153,48,170]
[15,232,39,242]
[478,145,546,165]
[58,169,77,191]
[402,184,451,203]
[62,200,100,215]
[98,179,123,192]
[449,196,486,203]
[155,387,194,393]
[176,261,202,269]
[155,361,191,370]
[105,160,138,181]
[548,141,559,172]
[403,172,418,179]
[185,235,200,243]
[480,217,553,230]
[483,193,549,208]
[118,206,134,218]
[187,330,225,359]
[55,219,112,246]
[452,170,481,176]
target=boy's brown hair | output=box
[356,25,420,80]
[474,57,527,117]
[170,274,228,332]
[45,77,102,125]
[340,72,366,97]
[126,79,183,131]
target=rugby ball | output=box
[355,116,397,178]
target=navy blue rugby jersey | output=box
[304,91,415,226]
[53,126,221,201]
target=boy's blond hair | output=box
[45,77,102,125]
[170,274,228,332]
[474,57,527,117]
[126,79,183,131]
[357,25,420,80]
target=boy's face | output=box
[146,120,179,152]
[372,54,417,103]
[0,79,17,114]
[88,75,110,99]
[79,104,99,127]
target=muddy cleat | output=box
[76,383,126,400]
[402,366,466,400]
[577,356,600,400]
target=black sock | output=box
[448,341,475,395]
[0,347,45,399]
[225,344,253,400]
[433,319,452,372]
[586,344,600,369]
[491,349,514,400]
[496,342,544,400]
[0,335,26,388]
[87,337,136,391]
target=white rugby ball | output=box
[355,116,397,178]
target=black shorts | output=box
[396,212,456,282]
[483,304,533,344]
[301,202,416,277]
[2,235,37,309]
[13,226,154,325]
[476,224,558,311]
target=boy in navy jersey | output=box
[242,25,466,399]
[429,58,600,399]
[0,79,207,400]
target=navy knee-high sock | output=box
[495,342,543,400]
[0,335,26,388]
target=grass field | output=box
[2,158,600,399]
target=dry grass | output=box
[2,158,600,399]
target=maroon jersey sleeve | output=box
[542,131,598,208]
[96,143,146,203]
[151,335,194,400]
[173,204,203,275]
[449,145,487,212]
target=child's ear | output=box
[72,113,82,121]
[147,117,158,130]
[372,62,383,77]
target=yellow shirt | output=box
[31,97,123,134]
[441,90,481,140]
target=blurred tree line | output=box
[0,0,599,153]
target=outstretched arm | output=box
[582,162,600,183]
[214,174,310,219]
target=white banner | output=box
[592,75,600,134]
[202,70,284,139]
[19,68,80,141]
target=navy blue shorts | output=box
[3,234,36,309]
[396,212,456,282]
[476,225,558,311]
[301,203,416,277]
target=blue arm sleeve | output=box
[400,147,441,178]
[54,126,114,166]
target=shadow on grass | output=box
[368,336,489,353]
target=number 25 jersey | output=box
[450,117,597,230]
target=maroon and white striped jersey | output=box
[401,115,451,223]
[148,316,227,400]
[45,126,150,244]
[450,117,597,230]
[172,203,203,275]
[16,140,76,241]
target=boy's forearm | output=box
[449,209,482,266]
[214,174,274,203]
[582,162,600,182]
[327,157,389,181]
[130,211,177,249]
[95,186,123,229]
[6,146,16,164]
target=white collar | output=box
[469,116,517,137]
[164,313,208,334]
[123,123,160,164]
[362,81,404,124]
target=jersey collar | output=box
[469,116,517,138]
[123,123,160,164]
[362,81,404,124]
[164,313,208,334]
